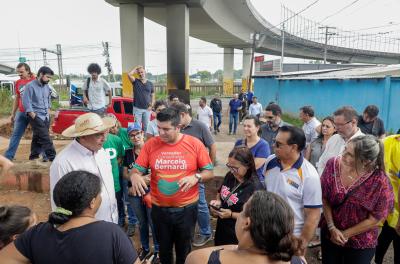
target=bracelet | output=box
[327,222,336,230]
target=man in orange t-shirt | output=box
[4,63,35,160]
[130,108,214,264]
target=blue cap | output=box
[127,123,142,134]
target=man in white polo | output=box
[49,113,118,223]
[264,125,321,249]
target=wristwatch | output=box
[194,173,202,183]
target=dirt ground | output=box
[0,99,395,263]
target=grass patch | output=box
[0,90,13,116]
[55,87,70,101]
[282,113,303,128]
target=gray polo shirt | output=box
[180,119,215,149]
[22,79,51,121]
[260,120,291,154]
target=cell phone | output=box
[209,204,221,211]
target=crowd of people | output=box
[0,62,399,264]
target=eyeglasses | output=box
[265,116,274,120]
[129,132,142,138]
[334,120,352,128]
[226,163,240,173]
[273,140,290,148]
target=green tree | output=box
[213,69,223,82]
[197,70,212,82]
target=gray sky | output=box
[1,0,399,75]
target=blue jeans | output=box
[213,112,221,131]
[128,195,159,252]
[229,112,239,133]
[119,176,138,226]
[89,107,106,117]
[197,183,212,236]
[133,107,151,132]
[5,111,29,160]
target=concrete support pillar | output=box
[223,48,234,95]
[242,47,253,92]
[119,4,144,98]
[166,4,190,105]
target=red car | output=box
[52,97,135,134]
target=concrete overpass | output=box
[105,0,400,99]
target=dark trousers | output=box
[213,112,222,131]
[321,229,375,264]
[29,116,56,161]
[375,221,400,264]
[151,203,197,264]
[115,190,124,226]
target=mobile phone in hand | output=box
[209,204,221,211]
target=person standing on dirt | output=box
[82,63,112,116]
[4,63,36,161]
[128,66,155,132]
[22,66,56,162]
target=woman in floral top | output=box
[320,135,394,264]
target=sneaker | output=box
[228,132,232,135]
[214,130,217,135]
[192,234,212,247]
[151,252,161,264]
[138,248,151,261]
[126,224,136,237]
[217,128,220,132]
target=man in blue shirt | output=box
[227,93,242,135]
[22,66,56,161]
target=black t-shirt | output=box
[358,115,385,137]
[15,221,138,264]
[123,148,138,188]
[210,98,222,113]
[214,173,262,246]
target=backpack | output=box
[84,77,90,100]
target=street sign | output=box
[19,57,26,63]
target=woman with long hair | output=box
[0,170,140,264]
[305,116,336,168]
[320,135,394,264]
[186,190,305,264]
[209,146,263,246]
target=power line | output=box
[275,0,321,28]
[318,0,362,23]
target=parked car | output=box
[51,97,134,134]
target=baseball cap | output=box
[127,123,142,134]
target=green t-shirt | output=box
[103,133,124,192]
[118,127,133,150]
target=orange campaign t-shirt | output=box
[134,134,213,207]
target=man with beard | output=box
[260,103,291,154]
[22,66,56,161]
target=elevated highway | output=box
[106,0,400,97]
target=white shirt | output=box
[316,129,364,175]
[83,77,111,110]
[197,105,213,128]
[302,117,321,147]
[49,140,118,223]
[264,154,322,236]
[249,102,263,116]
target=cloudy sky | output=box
[1,0,399,75]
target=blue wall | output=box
[254,76,400,132]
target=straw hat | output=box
[62,113,115,137]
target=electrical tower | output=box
[319,26,336,64]
[40,44,64,87]
[102,41,115,82]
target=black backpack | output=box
[84,77,90,99]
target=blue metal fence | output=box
[254,76,400,133]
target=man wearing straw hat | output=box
[49,113,118,223]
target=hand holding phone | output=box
[209,204,221,211]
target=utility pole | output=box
[280,23,285,74]
[40,44,64,87]
[102,41,115,82]
[248,32,258,93]
[319,26,336,64]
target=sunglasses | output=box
[226,163,240,173]
[273,140,290,148]
[129,132,142,138]
[265,116,274,120]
